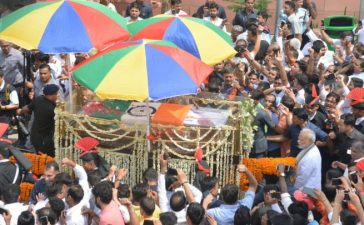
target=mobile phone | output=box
[270,192,281,199]
[284,166,291,173]
[143,220,154,225]
[350,171,358,183]
[303,187,317,199]
[332,178,342,186]
[346,36,353,42]
[39,216,49,225]
[325,73,335,81]
[0,208,8,215]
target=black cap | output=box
[43,84,59,96]
[80,152,98,162]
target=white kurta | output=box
[295,145,322,190]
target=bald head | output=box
[0,40,11,55]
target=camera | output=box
[332,178,342,186]
[234,45,247,55]
[350,171,358,183]
[270,191,281,199]
[10,115,29,136]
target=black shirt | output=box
[232,9,257,31]
[125,2,153,19]
[335,128,364,164]
[0,160,20,189]
[253,109,275,154]
[28,96,56,135]
[247,40,270,61]
[309,111,327,130]
[355,120,364,134]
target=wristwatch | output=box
[280,172,286,177]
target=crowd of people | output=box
[1,0,364,224]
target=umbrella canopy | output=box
[0,0,130,53]
[128,15,236,65]
[72,40,213,101]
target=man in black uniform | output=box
[17,84,59,157]
[0,143,21,189]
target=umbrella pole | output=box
[66,54,74,113]
[146,100,151,152]
[273,0,283,42]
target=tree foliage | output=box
[223,0,272,14]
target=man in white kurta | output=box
[295,128,322,190]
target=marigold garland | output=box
[19,182,34,202]
[10,153,55,176]
[240,157,296,190]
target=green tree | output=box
[255,0,272,13]
[223,0,272,13]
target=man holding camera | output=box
[0,68,19,124]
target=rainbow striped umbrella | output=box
[72,40,213,101]
[128,15,236,65]
[0,0,130,53]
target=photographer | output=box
[17,84,59,157]
[0,69,19,124]
[251,184,282,225]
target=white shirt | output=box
[296,89,305,106]
[236,31,248,42]
[34,199,49,212]
[49,55,62,79]
[317,50,335,70]
[354,20,364,45]
[296,7,309,33]
[203,17,227,33]
[0,81,19,105]
[287,13,302,35]
[107,3,117,12]
[350,72,364,82]
[164,10,188,16]
[119,204,130,223]
[158,174,202,224]
[66,201,88,225]
[125,16,143,24]
[356,117,364,126]
[73,165,91,209]
[295,145,322,190]
[0,202,28,225]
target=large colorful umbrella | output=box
[72,39,213,101]
[0,0,130,53]
[128,15,236,65]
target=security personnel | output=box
[17,84,58,157]
[0,68,19,123]
[0,143,21,188]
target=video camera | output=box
[9,115,29,136]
